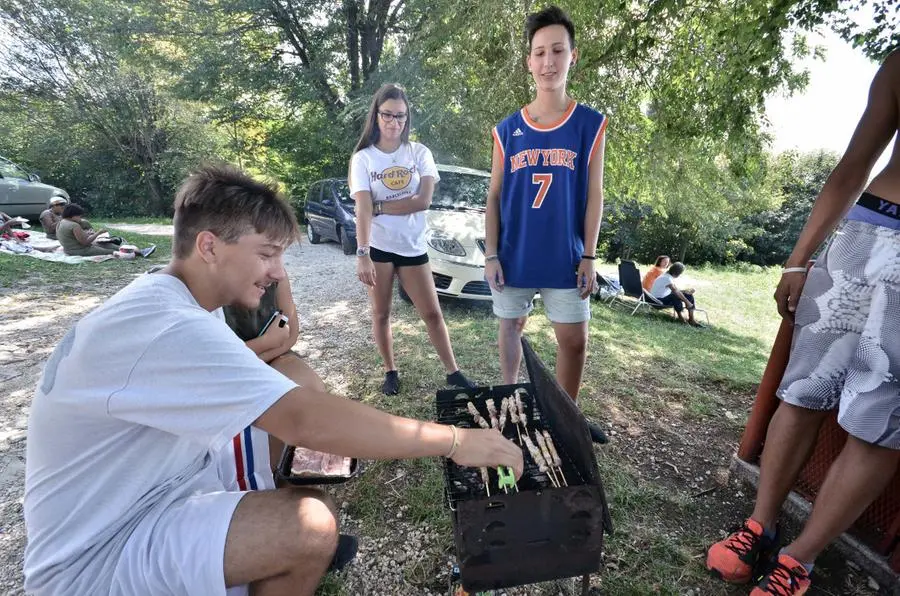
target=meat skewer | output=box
[523,434,558,487]
[507,396,523,444]
[486,399,499,430]
[498,397,510,432]
[542,430,568,486]
[466,402,490,429]
[534,431,562,487]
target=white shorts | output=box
[216,426,277,492]
[490,286,591,324]
[111,490,249,596]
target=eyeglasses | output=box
[378,111,408,123]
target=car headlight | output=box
[427,231,466,257]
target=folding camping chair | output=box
[609,260,709,324]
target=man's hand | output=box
[357,255,376,287]
[485,259,504,292]
[451,428,524,479]
[576,258,595,299]
[774,271,807,322]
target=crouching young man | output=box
[23,164,523,596]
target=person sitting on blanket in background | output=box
[39,197,67,240]
[649,261,703,327]
[57,204,156,258]
[0,211,24,236]
[642,255,670,291]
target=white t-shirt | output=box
[348,141,439,256]
[24,273,297,594]
[650,273,675,299]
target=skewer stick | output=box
[542,431,568,486]
[498,397,509,432]
[480,467,491,496]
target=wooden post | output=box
[736,318,794,463]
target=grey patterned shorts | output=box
[776,212,900,449]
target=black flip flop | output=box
[328,534,358,573]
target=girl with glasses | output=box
[349,83,476,395]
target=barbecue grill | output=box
[436,338,612,592]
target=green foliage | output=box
[744,149,840,265]
[0,0,886,251]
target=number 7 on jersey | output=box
[531,173,553,209]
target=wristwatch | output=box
[356,246,370,257]
[373,201,383,216]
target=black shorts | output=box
[370,246,429,267]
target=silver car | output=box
[0,156,70,220]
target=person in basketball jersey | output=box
[484,5,607,443]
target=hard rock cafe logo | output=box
[371,166,413,191]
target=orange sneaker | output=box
[706,519,779,583]
[750,552,811,595]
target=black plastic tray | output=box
[274,445,360,486]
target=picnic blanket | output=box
[0,230,115,264]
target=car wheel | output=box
[339,227,356,256]
[306,223,322,244]
[398,283,412,303]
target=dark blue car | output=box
[303,178,357,255]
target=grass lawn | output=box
[323,263,795,595]
[1,225,873,595]
[0,226,172,289]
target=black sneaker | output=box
[587,421,608,444]
[382,370,400,395]
[446,370,476,389]
[139,244,157,258]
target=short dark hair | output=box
[525,5,576,49]
[62,204,84,218]
[172,164,299,259]
[668,262,686,277]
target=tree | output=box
[0,0,220,214]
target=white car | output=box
[399,164,493,302]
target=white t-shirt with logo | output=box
[650,273,675,299]
[348,142,440,256]
[24,273,297,594]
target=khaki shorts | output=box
[490,286,591,324]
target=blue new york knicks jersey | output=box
[493,102,607,288]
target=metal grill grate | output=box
[795,415,900,556]
[461,280,491,296]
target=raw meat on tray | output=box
[290,447,352,477]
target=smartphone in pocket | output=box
[257,309,284,337]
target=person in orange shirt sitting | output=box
[642,255,670,291]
